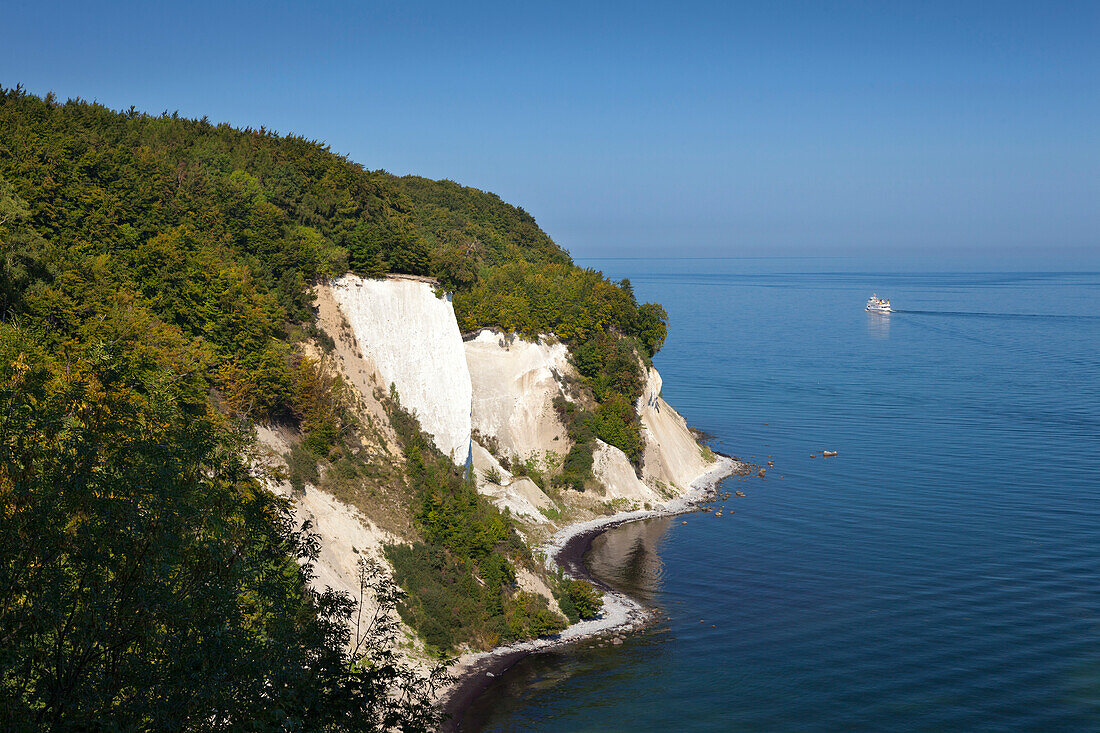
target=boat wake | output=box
[894,309,1100,321]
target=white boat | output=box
[866,293,894,313]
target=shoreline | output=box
[439,455,740,731]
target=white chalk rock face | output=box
[329,275,472,465]
[471,440,512,484]
[637,367,712,491]
[464,330,571,460]
[254,425,393,603]
[480,477,556,523]
[591,439,664,504]
[286,486,391,600]
[471,440,556,523]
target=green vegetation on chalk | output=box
[454,264,666,357]
[383,400,567,651]
[552,333,647,486]
[554,396,598,491]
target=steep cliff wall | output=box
[327,275,472,465]
[637,367,713,491]
[464,330,571,461]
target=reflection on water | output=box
[461,516,676,731]
[867,311,890,339]
[586,516,672,604]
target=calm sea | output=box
[463,257,1100,731]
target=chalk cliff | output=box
[638,367,712,491]
[462,328,716,518]
[464,330,572,461]
[328,274,473,466]
[315,285,711,521]
[262,278,725,664]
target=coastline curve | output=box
[439,455,740,731]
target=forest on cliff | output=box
[0,88,667,728]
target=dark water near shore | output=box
[464,257,1100,731]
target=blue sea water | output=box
[463,257,1100,731]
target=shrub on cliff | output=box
[555,579,605,623]
[385,543,493,650]
[553,330,648,476]
[505,592,568,639]
[383,395,564,652]
[558,441,596,492]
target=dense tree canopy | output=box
[0,86,666,418]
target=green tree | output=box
[0,174,30,228]
[556,579,604,623]
[634,301,669,357]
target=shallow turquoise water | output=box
[464,258,1100,731]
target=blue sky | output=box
[5,1,1098,260]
